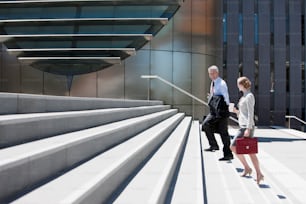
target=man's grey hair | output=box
[208,65,219,73]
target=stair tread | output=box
[270,126,306,139]
[230,156,293,204]
[170,120,204,204]
[0,92,163,114]
[113,116,192,203]
[11,113,184,204]
[202,130,281,204]
[0,109,176,167]
[259,150,306,204]
[0,105,168,122]
[0,105,170,148]
[201,127,305,204]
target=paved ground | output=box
[202,126,306,204]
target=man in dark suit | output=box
[202,65,233,161]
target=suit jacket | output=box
[208,95,229,118]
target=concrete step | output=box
[252,127,306,204]
[0,105,170,148]
[0,109,177,202]
[270,126,306,139]
[259,147,306,204]
[170,120,205,204]
[201,127,303,204]
[11,113,185,204]
[201,130,283,204]
[0,92,163,114]
[112,117,192,204]
[230,154,294,204]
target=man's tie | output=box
[210,81,214,95]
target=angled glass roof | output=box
[0,0,183,75]
[0,34,153,49]
[7,48,136,58]
[0,18,168,35]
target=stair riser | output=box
[0,93,163,114]
[76,115,184,204]
[0,105,169,148]
[0,110,176,202]
[154,129,189,204]
[113,118,192,204]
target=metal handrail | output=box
[141,75,238,123]
[285,115,306,129]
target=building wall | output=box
[0,0,223,121]
[223,0,305,129]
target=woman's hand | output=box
[244,129,250,137]
[233,107,239,115]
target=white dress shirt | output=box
[211,77,230,105]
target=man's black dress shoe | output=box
[219,155,233,161]
[204,147,219,152]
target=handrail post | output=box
[142,75,152,101]
[146,77,150,101]
[288,117,291,129]
[192,98,195,120]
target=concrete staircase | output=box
[0,93,203,203]
[1,93,306,203]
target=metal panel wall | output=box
[191,53,211,119]
[71,72,97,97]
[173,0,192,53]
[44,72,67,96]
[273,0,287,125]
[150,50,173,105]
[242,0,255,84]
[125,50,150,100]
[226,0,240,103]
[257,0,271,125]
[97,63,125,99]
[151,20,173,51]
[20,65,44,94]
[172,0,192,113]
[0,47,21,93]
[192,0,208,54]
[289,0,302,128]
[172,52,192,115]
[0,45,3,90]
[173,52,192,105]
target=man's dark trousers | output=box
[202,114,232,157]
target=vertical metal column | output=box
[0,44,3,91]
[226,0,240,103]
[273,0,286,126]
[257,0,271,125]
[305,1,306,130]
[242,0,255,84]
[289,0,302,129]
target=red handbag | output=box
[236,137,258,154]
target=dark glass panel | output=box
[0,6,171,19]
[78,25,151,34]
[4,26,74,35]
